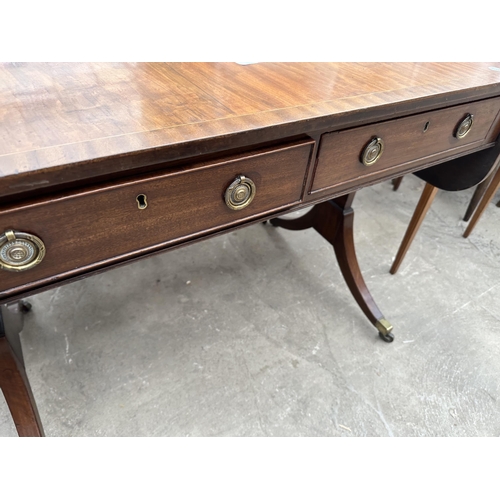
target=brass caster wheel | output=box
[378,331,394,343]
[376,318,394,343]
[20,301,32,314]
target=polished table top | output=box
[2,62,500,199]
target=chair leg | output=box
[390,183,439,274]
[392,176,404,191]
[463,174,492,222]
[0,302,44,437]
[463,164,500,238]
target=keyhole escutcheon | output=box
[136,194,148,210]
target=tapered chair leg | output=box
[390,183,439,274]
[463,164,500,238]
[392,176,404,191]
[463,173,492,222]
[0,303,44,437]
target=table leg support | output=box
[0,302,44,437]
[270,193,394,342]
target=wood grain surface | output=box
[3,63,500,438]
[0,140,313,299]
[2,63,500,198]
[311,96,500,194]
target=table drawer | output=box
[311,96,500,194]
[0,139,313,297]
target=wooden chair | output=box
[462,166,500,236]
[390,140,500,274]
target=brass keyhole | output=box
[136,194,148,210]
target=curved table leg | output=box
[269,206,317,231]
[270,193,394,342]
[0,302,44,437]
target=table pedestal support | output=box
[270,193,394,342]
[0,302,44,437]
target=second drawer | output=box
[311,96,500,194]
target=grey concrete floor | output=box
[1,175,500,437]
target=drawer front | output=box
[311,96,500,194]
[0,139,313,297]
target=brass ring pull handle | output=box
[361,137,385,166]
[455,113,474,139]
[224,175,256,210]
[0,230,46,272]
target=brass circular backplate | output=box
[225,175,256,210]
[0,230,46,272]
[455,113,474,139]
[361,137,385,166]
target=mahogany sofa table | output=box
[1,63,500,437]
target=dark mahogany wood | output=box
[267,208,317,232]
[2,63,500,200]
[390,183,439,275]
[271,194,393,340]
[0,139,313,300]
[311,97,500,195]
[463,163,500,238]
[462,164,500,231]
[392,177,404,191]
[2,63,500,436]
[0,303,44,437]
[414,135,500,190]
[391,137,500,271]
[463,174,493,222]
